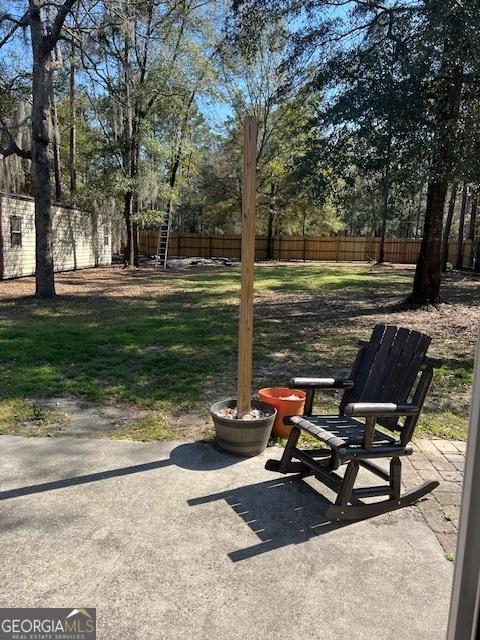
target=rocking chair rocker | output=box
[265,324,442,521]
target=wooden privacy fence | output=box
[138,231,476,266]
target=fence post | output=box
[336,236,340,262]
[303,236,307,262]
[209,236,212,258]
[178,234,181,257]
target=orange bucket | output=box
[258,387,306,438]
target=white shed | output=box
[0,193,112,279]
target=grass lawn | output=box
[0,262,477,441]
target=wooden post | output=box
[237,116,257,416]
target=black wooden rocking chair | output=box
[265,324,442,521]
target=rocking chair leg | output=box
[390,457,402,500]
[335,460,359,505]
[326,480,439,521]
[279,426,301,473]
[265,426,314,474]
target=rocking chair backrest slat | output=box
[376,327,412,401]
[357,325,399,401]
[339,324,432,429]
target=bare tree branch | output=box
[44,0,78,53]
[0,10,30,49]
[0,11,29,27]
[0,136,32,159]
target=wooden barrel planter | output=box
[210,399,276,457]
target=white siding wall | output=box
[0,194,112,279]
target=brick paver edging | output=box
[405,439,465,558]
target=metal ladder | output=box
[154,215,171,269]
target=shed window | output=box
[10,216,22,247]
[104,232,109,246]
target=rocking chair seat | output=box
[290,414,397,449]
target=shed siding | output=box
[1,194,112,279]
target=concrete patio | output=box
[0,436,453,640]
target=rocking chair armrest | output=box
[344,402,420,418]
[290,377,354,390]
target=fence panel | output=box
[447,239,473,268]
[137,231,477,266]
[211,234,241,258]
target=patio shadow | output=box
[0,442,245,502]
[0,458,173,501]
[188,475,353,562]
[170,441,247,471]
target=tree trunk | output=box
[468,188,478,268]
[266,211,274,260]
[163,129,184,235]
[266,183,275,260]
[455,182,468,270]
[441,183,457,272]
[49,73,62,202]
[405,195,415,238]
[45,9,62,203]
[468,189,478,240]
[69,39,77,196]
[120,40,139,268]
[30,7,56,298]
[378,215,387,264]
[475,241,480,272]
[414,185,424,238]
[377,129,392,264]
[163,87,196,231]
[123,190,138,267]
[132,200,139,267]
[123,198,139,267]
[410,181,448,303]
[130,122,140,267]
[409,49,463,304]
